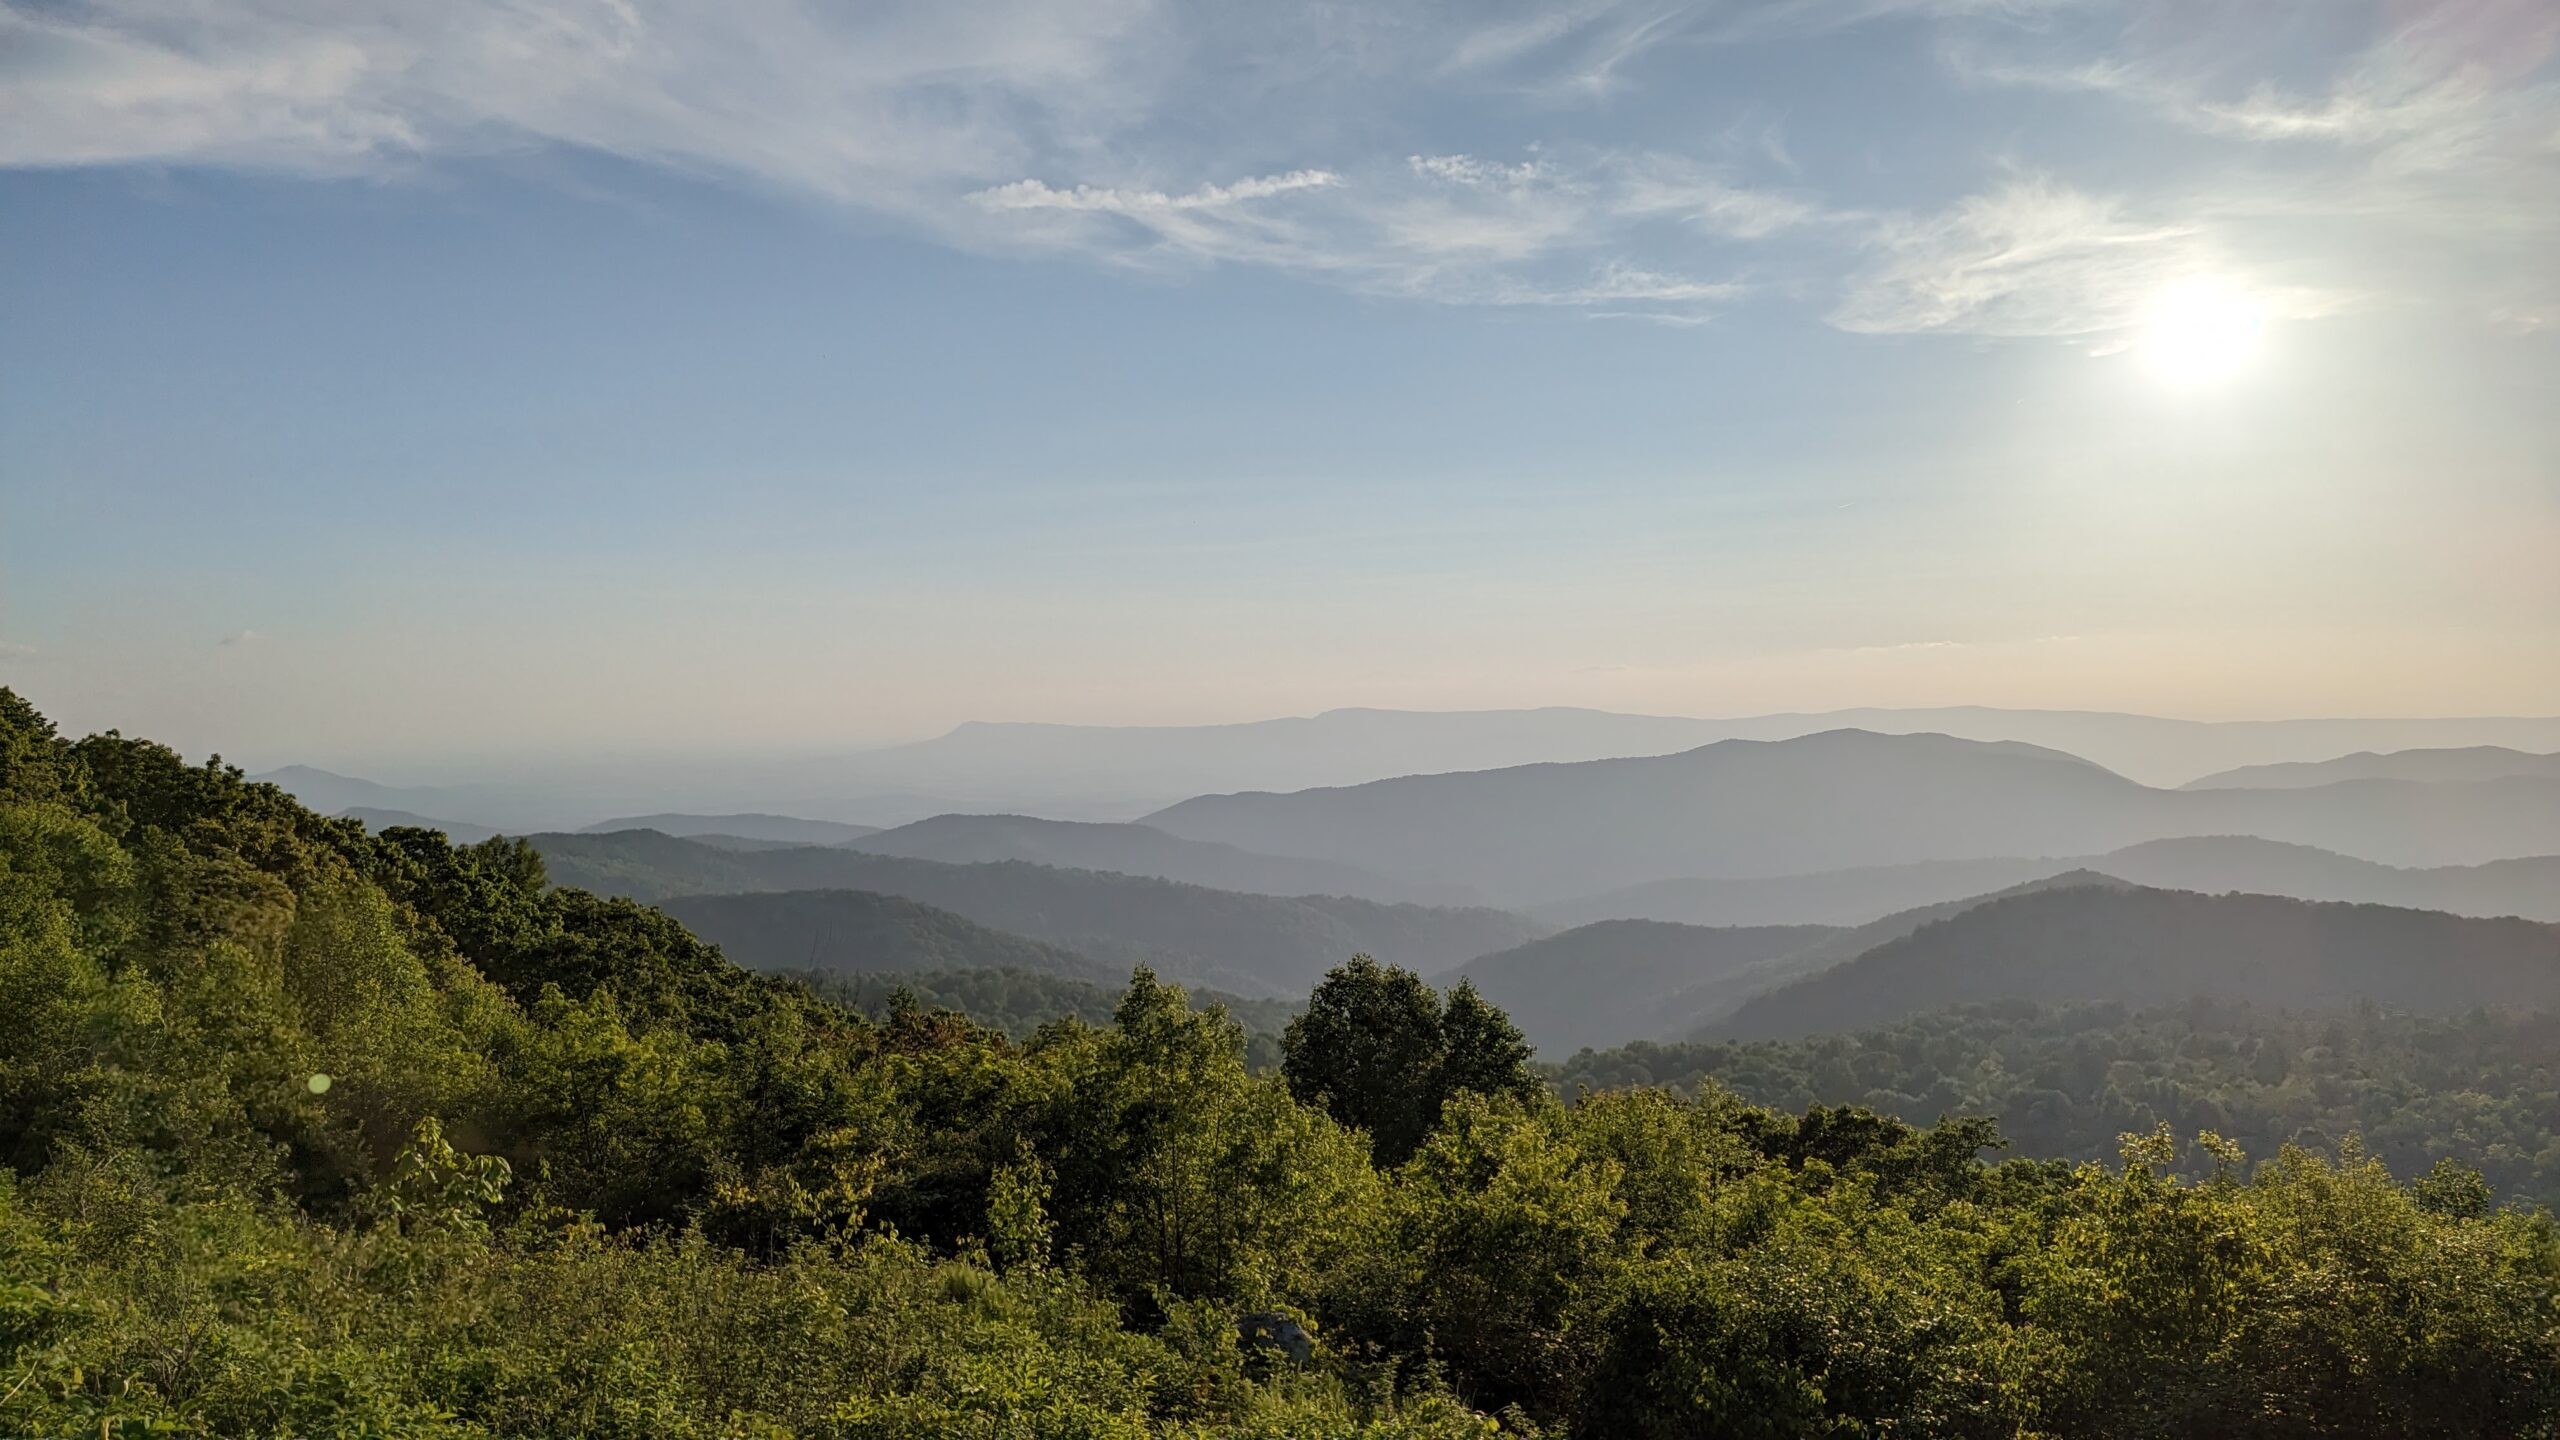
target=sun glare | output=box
[2136,278,2268,389]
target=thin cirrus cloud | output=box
[1938,0,2560,329]
[965,148,1798,316]
[3,0,2553,336]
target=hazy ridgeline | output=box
[253,707,2560,833]
[9,688,2560,1437]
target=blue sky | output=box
[2,0,2554,771]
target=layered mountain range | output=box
[289,719,2560,1055]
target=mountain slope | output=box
[2095,837,2560,920]
[1531,857,2066,930]
[843,813,1448,902]
[1712,884,2560,1040]
[2183,746,2560,790]
[1536,837,2560,928]
[2176,777,2560,869]
[249,709,2560,831]
[1147,732,2560,903]
[1647,870,2136,1037]
[1448,921,1840,1056]
[531,830,1544,996]
[1146,730,2157,902]
[583,812,881,844]
[341,807,503,843]
[827,706,2560,798]
[660,890,1118,984]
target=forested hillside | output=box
[662,888,1121,984]
[1557,1000,2560,1207]
[1450,920,1838,1053]
[780,964,1299,1053]
[1714,881,2560,1039]
[535,827,1542,995]
[5,689,2560,1437]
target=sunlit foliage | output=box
[2,688,2554,1437]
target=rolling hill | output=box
[1710,883,2560,1040]
[582,812,882,844]
[341,807,503,843]
[1635,870,2131,1038]
[1445,921,1840,1056]
[660,890,1117,984]
[842,813,1448,902]
[1146,731,2154,902]
[1145,731,2560,903]
[2183,746,2560,790]
[819,706,2560,798]
[530,830,1544,996]
[1535,837,2560,928]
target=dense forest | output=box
[782,965,1296,1069]
[4,688,2559,1436]
[1558,1000,2560,1208]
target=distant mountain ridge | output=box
[339,807,503,843]
[1710,883,2560,1040]
[1149,730,2148,903]
[842,813,1457,903]
[1642,871,2135,1039]
[1448,920,1840,1055]
[1146,730,2560,903]
[254,706,2560,826]
[1535,837,2560,929]
[852,706,2560,794]
[2182,747,2560,790]
[660,889,1118,985]
[529,829,1542,996]
[583,813,882,844]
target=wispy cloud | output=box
[1831,178,2199,337]
[0,0,1161,204]
[3,0,2551,334]
[974,170,1343,215]
[1939,0,2560,327]
[219,628,269,647]
[965,147,1793,318]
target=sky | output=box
[2,0,2555,772]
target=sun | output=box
[2135,278,2268,389]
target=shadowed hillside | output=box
[662,889,1120,984]
[844,812,1450,902]
[1712,884,2560,1040]
[1536,836,2560,928]
[1147,730,2150,901]
[532,829,1543,996]
[341,807,502,843]
[584,812,883,844]
[2184,746,2560,790]
[1447,920,1840,1054]
[1148,731,2560,901]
